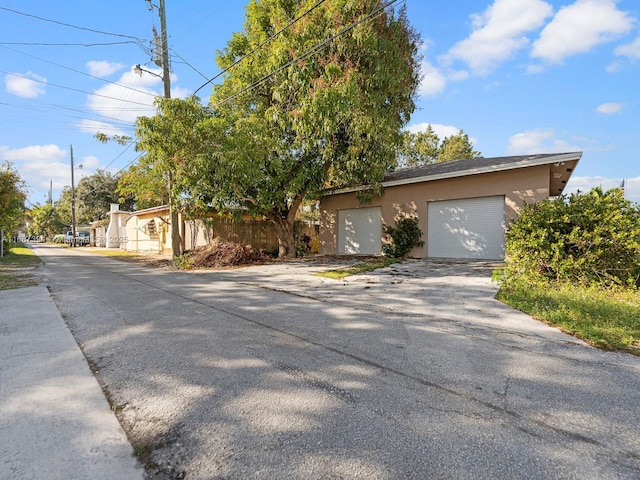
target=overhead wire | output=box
[0,69,157,107]
[172,51,208,80]
[0,45,158,99]
[210,0,404,108]
[192,0,329,97]
[0,6,142,41]
[80,0,405,183]
[0,41,141,47]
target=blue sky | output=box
[1,0,639,207]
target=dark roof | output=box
[325,151,583,196]
[383,152,580,183]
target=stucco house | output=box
[106,204,283,254]
[319,151,582,260]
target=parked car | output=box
[65,231,90,246]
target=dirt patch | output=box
[185,238,271,269]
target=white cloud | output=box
[532,0,635,64]
[565,175,640,203]
[507,128,582,154]
[615,35,640,59]
[83,67,161,134]
[80,155,101,169]
[526,64,546,74]
[76,119,129,137]
[442,0,553,75]
[0,144,66,162]
[87,61,125,77]
[171,85,191,99]
[418,61,447,97]
[0,145,108,197]
[0,144,71,191]
[606,60,623,73]
[596,102,622,114]
[81,66,189,135]
[5,72,47,98]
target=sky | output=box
[1,0,639,208]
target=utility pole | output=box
[70,145,77,248]
[140,0,181,257]
[159,0,182,258]
[159,0,171,100]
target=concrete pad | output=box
[0,286,143,480]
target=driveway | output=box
[31,246,640,479]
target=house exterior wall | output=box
[106,211,130,248]
[319,164,551,256]
[124,210,172,254]
[92,225,107,247]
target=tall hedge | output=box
[504,187,640,287]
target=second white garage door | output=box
[427,196,505,260]
[338,207,382,255]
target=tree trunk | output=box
[168,178,182,258]
[170,208,181,257]
[270,196,303,258]
[271,215,295,258]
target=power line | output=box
[69,150,142,203]
[192,0,329,98]
[0,45,158,98]
[0,41,140,47]
[211,0,405,109]
[0,69,157,107]
[0,99,139,127]
[0,6,142,41]
[172,51,208,80]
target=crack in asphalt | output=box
[42,251,639,465]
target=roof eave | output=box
[325,152,583,196]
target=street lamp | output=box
[133,64,162,79]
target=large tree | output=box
[0,161,27,234]
[28,203,64,239]
[55,170,134,226]
[398,127,482,168]
[117,97,213,256]
[77,170,134,222]
[200,0,421,257]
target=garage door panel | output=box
[428,196,505,259]
[338,207,382,255]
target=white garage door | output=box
[338,207,382,255]
[427,196,505,260]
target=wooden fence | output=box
[184,217,319,253]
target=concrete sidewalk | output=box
[0,286,143,480]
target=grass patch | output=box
[79,248,140,258]
[496,278,640,355]
[315,257,401,279]
[0,244,41,290]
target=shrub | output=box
[504,187,640,288]
[382,216,424,258]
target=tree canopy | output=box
[118,97,213,255]
[197,0,421,256]
[55,170,134,226]
[28,203,64,239]
[0,161,27,233]
[397,126,482,168]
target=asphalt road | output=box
[32,245,640,479]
